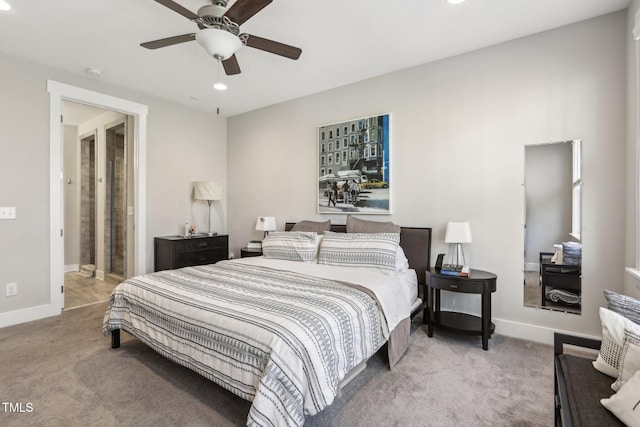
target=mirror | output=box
[523,140,582,314]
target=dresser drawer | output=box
[175,237,227,253]
[175,248,227,268]
[543,272,580,290]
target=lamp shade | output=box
[255,216,277,232]
[193,182,222,201]
[196,28,242,60]
[445,222,472,243]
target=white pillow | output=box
[594,307,640,378]
[601,370,640,426]
[318,231,400,271]
[261,231,319,262]
[396,245,409,272]
[612,329,640,392]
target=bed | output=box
[103,221,431,427]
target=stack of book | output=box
[246,240,262,249]
[440,264,471,277]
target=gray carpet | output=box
[0,302,554,426]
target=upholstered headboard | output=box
[284,222,432,285]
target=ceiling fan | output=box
[140,0,302,75]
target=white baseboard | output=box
[96,270,105,280]
[0,303,60,329]
[494,317,600,345]
[64,264,79,273]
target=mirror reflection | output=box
[523,140,582,314]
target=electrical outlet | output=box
[0,207,16,220]
[6,282,17,297]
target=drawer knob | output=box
[450,284,458,289]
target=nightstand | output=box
[425,268,497,350]
[154,234,228,272]
[241,247,263,258]
[539,251,581,308]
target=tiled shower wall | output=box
[105,125,126,277]
[79,135,95,267]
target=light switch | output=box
[0,207,16,219]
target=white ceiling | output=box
[0,0,631,118]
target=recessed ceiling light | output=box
[447,0,466,4]
[213,82,227,91]
[0,0,12,11]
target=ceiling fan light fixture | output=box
[0,0,11,11]
[196,28,242,60]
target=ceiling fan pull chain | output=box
[216,58,223,115]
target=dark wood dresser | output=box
[154,234,228,272]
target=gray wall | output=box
[228,12,627,340]
[0,53,227,316]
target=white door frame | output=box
[48,80,148,311]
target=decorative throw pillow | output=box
[604,290,640,326]
[346,215,400,234]
[601,370,640,426]
[612,329,640,392]
[290,220,331,235]
[562,241,582,265]
[318,231,400,271]
[262,231,319,262]
[594,307,640,378]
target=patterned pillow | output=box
[593,307,640,377]
[562,241,582,265]
[318,231,400,271]
[262,231,319,262]
[604,290,640,325]
[612,329,640,392]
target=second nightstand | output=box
[425,268,497,350]
[240,247,263,258]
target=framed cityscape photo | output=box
[317,113,390,214]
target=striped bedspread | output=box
[103,261,390,427]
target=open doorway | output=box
[48,80,148,318]
[62,102,133,309]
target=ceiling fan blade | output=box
[153,0,199,21]
[141,33,196,49]
[224,0,272,26]
[222,55,241,75]
[245,34,302,60]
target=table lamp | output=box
[445,221,472,265]
[255,216,277,239]
[193,182,222,236]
